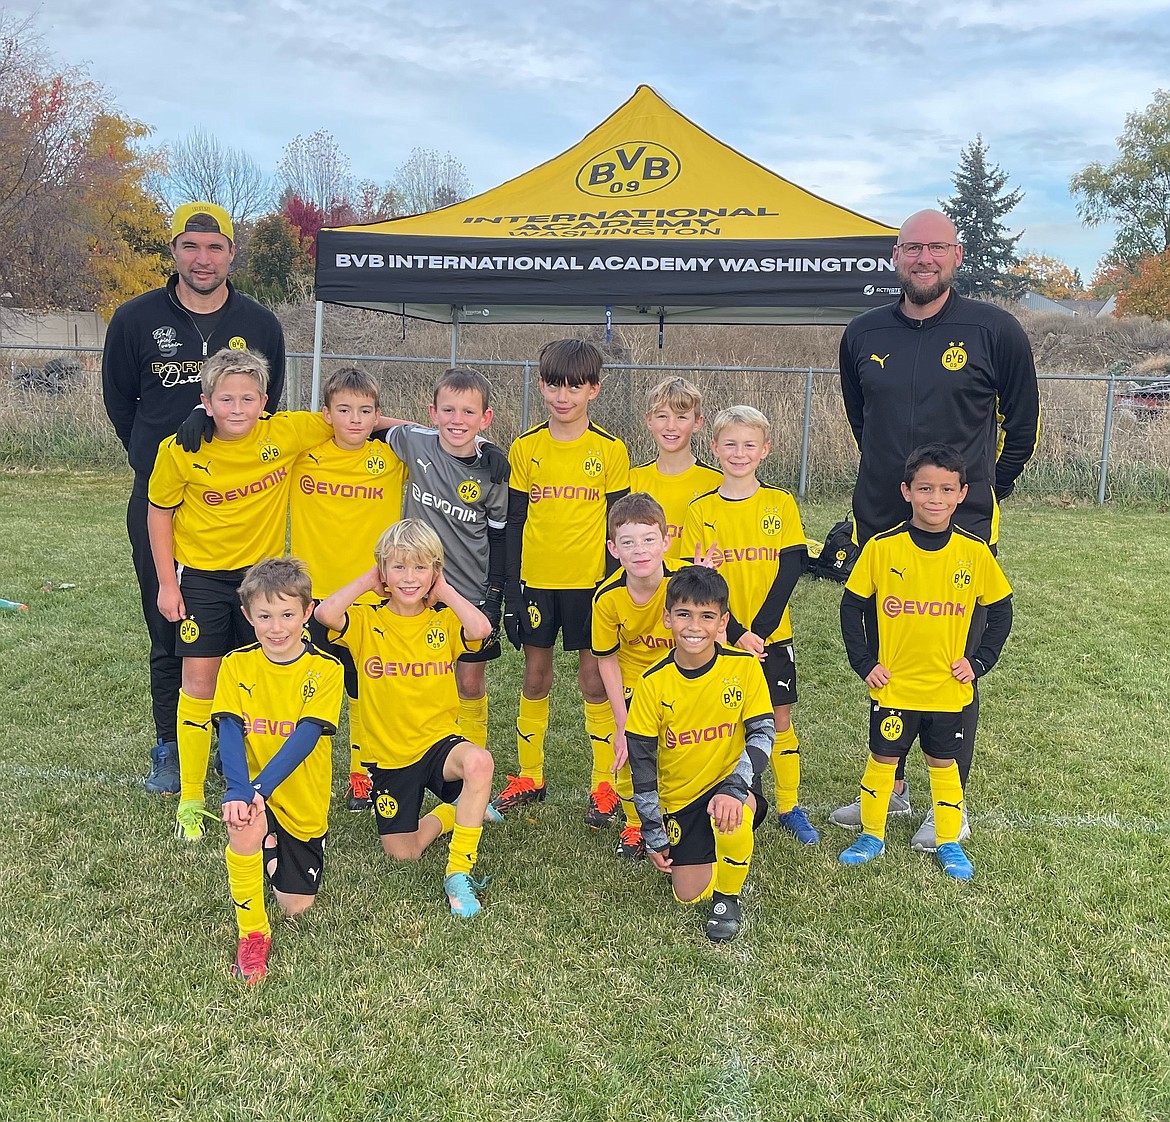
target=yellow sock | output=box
[614,761,641,827]
[772,725,800,813]
[860,757,899,840]
[929,761,964,846]
[347,691,365,773]
[516,694,549,784]
[584,700,616,790]
[428,802,457,836]
[225,846,270,938]
[713,802,755,896]
[673,877,715,905]
[458,694,488,748]
[177,690,213,804]
[445,822,482,877]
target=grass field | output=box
[1,472,1168,1122]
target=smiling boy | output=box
[837,444,1013,880]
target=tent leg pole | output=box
[310,301,325,411]
[450,307,459,366]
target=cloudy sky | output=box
[15,0,1170,278]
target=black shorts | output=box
[761,641,797,707]
[662,778,769,868]
[369,735,465,835]
[518,586,594,651]
[175,566,254,658]
[306,612,358,697]
[868,704,966,760]
[263,807,326,897]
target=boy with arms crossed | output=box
[148,348,335,841]
[625,566,774,943]
[629,377,721,560]
[290,366,408,811]
[215,557,344,984]
[383,367,510,754]
[838,444,1012,880]
[495,340,630,823]
[315,520,498,918]
[592,493,693,860]
[681,406,816,845]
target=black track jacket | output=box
[839,291,1039,546]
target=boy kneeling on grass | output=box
[315,520,499,919]
[838,443,1013,880]
[215,557,344,985]
[624,566,775,943]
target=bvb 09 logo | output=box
[302,671,319,701]
[583,453,603,478]
[458,479,481,503]
[228,336,247,350]
[376,793,398,819]
[761,509,782,536]
[259,442,281,463]
[880,714,904,741]
[366,451,386,476]
[952,565,973,589]
[425,625,447,650]
[666,817,682,846]
[179,618,200,645]
[941,341,968,371]
[576,142,681,198]
[722,683,744,709]
[527,603,542,629]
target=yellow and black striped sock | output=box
[929,761,964,846]
[458,695,488,749]
[177,691,213,804]
[445,823,482,878]
[584,700,616,790]
[772,725,801,814]
[860,757,899,841]
[225,846,270,938]
[713,802,755,896]
[516,694,549,784]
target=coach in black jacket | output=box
[102,202,286,794]
[832,208,1039,848]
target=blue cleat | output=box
[839,832,886,865]
[444,872,490,918]
[777,805,819,845]
[936,841,974,880]
[144,739,180,795]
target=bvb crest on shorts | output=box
[880,713,904,741]
[527,603,541,628]
[376,793,398,819]
[666,817,683,846]
[179,618,200,645]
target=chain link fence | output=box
[3,343,1169,502]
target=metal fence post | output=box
[521,360,531,431]
[798,367,814,500]
[1098,375,1117,505]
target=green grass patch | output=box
[0,473,1168,1121]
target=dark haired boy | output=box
[494,339,630,822]
[624,566,774,943]
[838,443,1013,880]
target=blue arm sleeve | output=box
[253,719,326,799]
[217,715,254,805]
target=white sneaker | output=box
[828,781,912,829]
[910,805,972,853]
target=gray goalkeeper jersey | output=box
[385,424,509,602]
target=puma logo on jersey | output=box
[871,353,890,368]
[660,700,675,712]
[192,462,211,474]
[703,521,717,531]
[308,452,321,465]
[890,567,906,579]
[373,627,385,638]
[530,457,542,468]
[416,458,432,474]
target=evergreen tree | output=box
[941,136,1025,298]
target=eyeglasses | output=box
[897,242,959,257]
